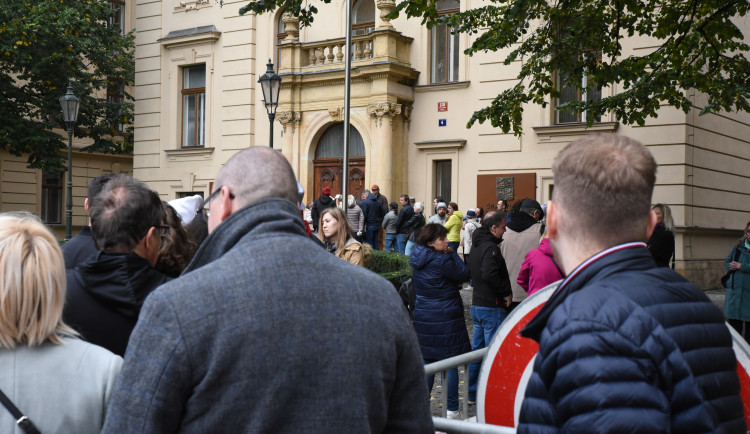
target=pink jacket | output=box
[517,238,564,296]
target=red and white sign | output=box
[477,283,750,429]
[437,101,448,112]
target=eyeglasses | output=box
[199,187,235,221]
[158,224,170,238]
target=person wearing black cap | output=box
[500,197,544,309]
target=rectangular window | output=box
[431,22,459,83]
[182,65,206,148]
[107,79,125,133]
[555,56,602,124]
[435,160,452,203]
[110,1,125,35]
[41,172,63,224]
[178,192,204,199]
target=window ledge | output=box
[534,122,618,141]
[414,81,470,93]
[414,139,466,150]
[165,147,215,161]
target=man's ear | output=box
[84,198,90,214]
[134,226,161,267]
[217,186,234,223]
[645,209,658,241]
[546,201,558,240]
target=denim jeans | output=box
[384,234,397,252]
[405,240,416,256]
[468,305,506,401]
[395,234,406,254]
[425,360,459,412]
[365,225,380,250]
[448,241,460,252]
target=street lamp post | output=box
[59,82,80,241]
[257,59,282,148]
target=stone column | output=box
[277,111,301,165]
[367,102,401,201]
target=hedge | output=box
[367,250,412,288]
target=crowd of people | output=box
[0,135,746,432]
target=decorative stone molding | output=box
[367,102,401,127]
[401,103,413,126]
[277,111,301,133]
[376,0,396,29]
[282,12,299,42]
[328,107,344,122]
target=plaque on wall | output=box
[496,177,514,201]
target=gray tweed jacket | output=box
[102,198,433,433]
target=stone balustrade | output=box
[302,35,374,67]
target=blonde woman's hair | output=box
[652,203,674,233]
[0,212,77,348]
[317,206,353,254]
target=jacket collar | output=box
[507,212,538,232]
[184,198,307,273]
[521,242,651,342]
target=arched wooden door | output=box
[313,123,366,200]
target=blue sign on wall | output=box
[439,119,447,127]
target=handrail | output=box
[425,348,515,433]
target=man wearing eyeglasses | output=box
[103,147,433,433]
[64,174,170,357]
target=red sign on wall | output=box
[437,101,448,112]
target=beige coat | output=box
[338,237,373,267]
[500,221,543,302]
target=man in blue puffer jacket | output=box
[518,134,745,433]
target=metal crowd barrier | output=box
[425,348,515,433]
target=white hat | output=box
[167,195,204,226]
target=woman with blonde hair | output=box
[647,203,675,268]
[0,212,122,433]
[318,206,371,266]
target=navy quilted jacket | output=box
[519,243,745,434]
[410,244,471,360]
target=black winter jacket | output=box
[396,204,414,234]
[518,243,745,433]
[311,194,335,231]
[64,252,171,356]
[469,227,512,307]
[359,193,385,227]
[61,225,99,270]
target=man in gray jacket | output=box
[102,147,433,433]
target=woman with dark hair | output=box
[725,220,750,342]
[156,202,197,278]
[648,203,675,268]
[475,206,484,224]
[444,202,463,251]
[318,206,372,266]
[409,223,471,419]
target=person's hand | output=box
[730,261,742,271]
[503,295,512,308]
[445,246,453,253]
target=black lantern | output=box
[257,59,282,148]
[59,82,80,241]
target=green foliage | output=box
[366,250,412,288]
[0,0,135,171]
[240,0,750,135]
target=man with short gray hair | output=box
[518,134,744,433]
[103,147,433,433]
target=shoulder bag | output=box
[721,246,742,288]
[0,387,41,434]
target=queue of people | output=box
[0,134,746,432]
